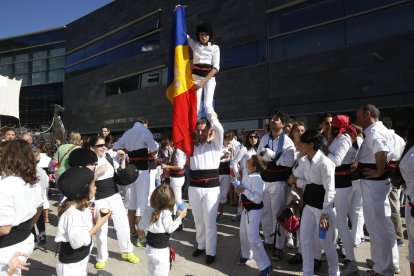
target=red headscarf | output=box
[331,115,357,138]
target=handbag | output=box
[277,208,300,233]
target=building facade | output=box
[0,28,65,130]
[2,0,414,135]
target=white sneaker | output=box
[340,259,358,275]
[286,237,295,249]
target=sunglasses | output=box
[249,135,258,139]
[95,144,105,148]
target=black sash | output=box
[335,164,352,188]
[95,177,117,200]
[192,63,213,77]
[260,161,291,182]
[0,219,32,248]
[146,232,170,249]
[303,184,325,210]
[170,169,185,178]
[219,161,230,175]
[190,169,219,188]
[241,194,263,211]
[129,148,149,170]
[59,241,92,263]
[357,163,389,180]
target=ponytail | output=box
[150,210,161,224]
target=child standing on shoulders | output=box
[234,155,273,276]
[55,167,111,276]
[139,184,187,276]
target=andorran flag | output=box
[166,6,197,156]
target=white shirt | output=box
[190,113,224,170]
[241,172,265,204]
[0,176,43,226]
[257,132,295,167]
[38,153,54,172]
[327,133,354,166]
[113,122,159,153]
[139,208,181,234]
[357,121,394,163]
[55,206,93,249]
[388,129,406,161]
[294,150,336,212]
[36,167,49,200]
[96,155,116,181]
[173,148,187,169]
[231,146,257,176]
[400,146,414,201]
[187,36,220,71]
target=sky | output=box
[0,0,114,39]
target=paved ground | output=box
[26,190,410,276]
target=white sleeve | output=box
[231,147,247,175]
[212,45,220,71]
[322,162,336,212]
[187,35,196,51]
[276,139,295,167]
[144,129,159,153]
[207,113,224,151]
[161,211,181,234]
[327,135,352,167]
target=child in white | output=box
[55,167,110,276]
[234,155,272,276]
[187,22,220,117]
[139,184,187,276]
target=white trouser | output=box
[188,186,220,256]
[334,186,355,260]
[300,206,339,276]
[43,187,50,209]
[406,203,414,263]
[193,74,216,116]
[361,179,397,275]
[240,208,271,270]
[296,226,322,260]
[0,235,34,276]
[124,178,138,210]
[95,193,133,262]
[348,180,364,245]
[56,247,91,276]
[136,169,157,216]
[145,245,170,276]
[219,175,231,204]
[170,176,185,205]
[261,181,287,249]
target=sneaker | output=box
[340,259,358,275]
[286,237,295,249]
[314,259,322,272]
[337,247,346,259]
[397,239,404,247]
[394,266,401,274]
[337,237,343,246]
[130,230,138,238]
[192,248,206,257]
[354,239,364,248]
[271,248,283,261]
[95,261,106,269]
[38,233,47,245]
[216,214,226,222]
[366,258,374,269]
[121,252,139,264]
[231,214,241,221]
[288,253,302,265]
[136,238,146,247]
[259,265,272,276]
[205,255,215,265]
[367,270,379,276]
[238,257,250,265]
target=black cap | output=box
[196,22,213,38]
[69,148,98,167]
[58,167,94,199]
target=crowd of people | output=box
[0,103,413,276]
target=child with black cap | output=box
[55,165,110,275]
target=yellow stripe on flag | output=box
[166,45,194,103]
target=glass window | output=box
[105,43,132,64]
[221,41,266,70]
[33,50,47,59]
[65,62,85,79]
[66,49,85,66]
[0,64,12,76]
[106,29,130,49]
[269,21,344,61]
[49,56,64,70]
[161,67,168,85]
[268,0,344,36]
[85,54,105,71]
[14,62,29,74]
[85,40,106,57]
[16,74,29,86]
[141,70,160,89]
[0,56,12,64]
[48,69,64,83]
[50,46,65,57]
[345,0,403,15]
[130,15,161,39]
[346,2,414,45]
[106,75,140,96]
[15,53,29,62]
[32,59,47,72]
[32,72,46,85]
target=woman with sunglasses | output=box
[88,136,139,270]
[230,131,260,220]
